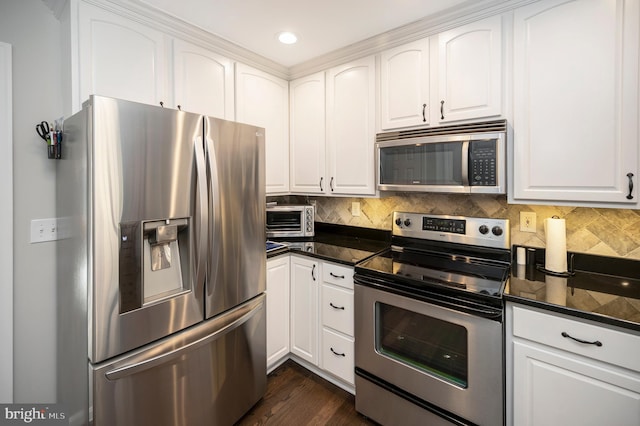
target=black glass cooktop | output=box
[356,247,510,299]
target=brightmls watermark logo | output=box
[0,405,67,425]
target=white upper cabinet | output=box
[77,1,169,108]
[379,38,430,130]
[436,15,503,123]
[326,57,376,195]
[172,39,234,119]
[511,0,639,206]
[289,72,326,194]
[379,16,503,131]
[235,63,289,194]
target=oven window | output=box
[266,211,302,231]
[375,302,468,388]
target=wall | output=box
[273,194,640,260]
[0,0,62,403]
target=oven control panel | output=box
[392,212,509,250]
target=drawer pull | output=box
[330,347,346,357]
[329,302,345,310]
[330,272,345,279]
[561,331,603,347]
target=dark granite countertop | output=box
[504,246,640,333]
[267,222,390,266]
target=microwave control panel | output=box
[469,140,497,186]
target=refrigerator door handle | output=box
[204,134,218,230]
[105,295,264,381]
[194,135,208,297]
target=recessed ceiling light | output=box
[277,31,298,45]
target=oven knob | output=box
[395,218,403,226]
[404,219,412,227]
[479,225,489,234]
[492,226,503,236]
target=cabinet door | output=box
[437,15,502,123]
[78,2,168,107]
[326,57,376,195]
[513,340,640,426]
[380,38,430,130]
[266,256,290,371]
[512,0,639,205]
[289,256,319,365]
[235,64,289,194]
[172,39,234,119]
[290,72,326,194]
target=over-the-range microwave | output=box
[376,120,507,194]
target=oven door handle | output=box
[354,274,503,320]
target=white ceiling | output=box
[135,0,472,68]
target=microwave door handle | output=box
[461,141,470,186]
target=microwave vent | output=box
[376,119,507,142]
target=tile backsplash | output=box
[270,194,640,260]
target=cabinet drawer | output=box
[512,305,640,372]
[321,284,354,336]
[321,328,354,385]
[323,263,354,290]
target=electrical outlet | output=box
[519,212,536,233]
[352,202,361,217]
[30,218,58,243]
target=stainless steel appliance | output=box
[56,95,266,426]
[354,212,510,426]
[266,204,314,238]
[376,120,507,194]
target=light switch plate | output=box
[352,202,361,217]
[519,212,536,233]
[30,218,58,243]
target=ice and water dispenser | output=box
[119,218,191,313]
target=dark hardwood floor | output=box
[235,360,376,425]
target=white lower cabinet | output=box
[266,256,290,372]
[319,262,355,386]
[272,255,355,390]
[507,303,640,426]
[289,255,320,365]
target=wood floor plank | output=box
[236,360,376,426]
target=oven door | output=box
[355,282,503,426]
[266,208,304,237]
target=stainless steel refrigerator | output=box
[56,95,266,425]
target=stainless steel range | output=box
[354,212,510,426]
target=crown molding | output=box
[288,0,538,79]
[48,0,540,81]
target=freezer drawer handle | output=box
[104,296,264,381]
[561,331,603,347]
